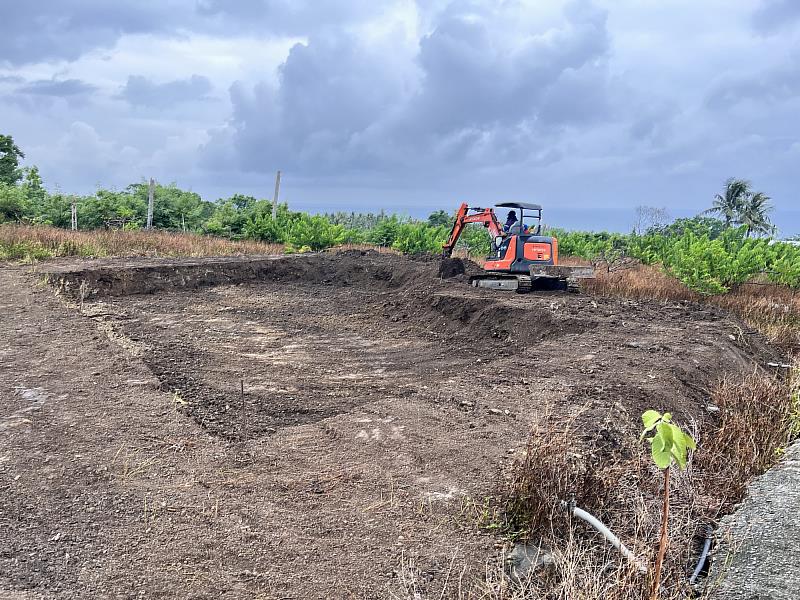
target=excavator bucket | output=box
[529,265,594,279]
[529,264,594,292]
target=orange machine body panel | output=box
[484,236,517,271]
[523,242,551,262]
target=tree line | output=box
[1,133,797,291]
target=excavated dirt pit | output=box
[58,252,776,443]
[0,251,783,598]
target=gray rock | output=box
[709,441,800,599]
[506,541,555,584]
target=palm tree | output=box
[704,178,751,227]
[738,191,775,237]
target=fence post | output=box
[70,197,77,231]
[271,170,281,220]
[146,178,155,229]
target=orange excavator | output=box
[442,202,593,292]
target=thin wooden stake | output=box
[146,178,155,229]
[271,170,281,220]
[240,379,247,440]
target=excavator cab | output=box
[485,202,557,274]
[501,202,542,236]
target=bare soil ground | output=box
[0,251,781,598]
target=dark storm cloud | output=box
[752,0,800,33]
[0,0,390,66]
[0,1,179,65]
[220,30,411,174]
[16,78,97,97]
[118,75,213,108]
[218,0,613,175]
[410,0,609,132]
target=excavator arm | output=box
[442,203,504,258]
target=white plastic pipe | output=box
[561,500,648,574]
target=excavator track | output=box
[470,274,534,292]
[470,273,583,293]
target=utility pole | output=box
[70,197,77,231]
[271,170,281,220]
[146,178,155,229]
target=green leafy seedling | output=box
[641,410,696,600]
[641,410,696,469]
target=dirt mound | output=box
[371,291,596,349]
[40,249,475,298]
[438,257,466,279]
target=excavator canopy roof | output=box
[495,201,542,211]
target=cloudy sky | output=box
[1,0,799,234]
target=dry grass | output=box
[580,262,800,352]
[0,224,284,260]
[581,263,696,303]
[390,537,662,600]
[712,285,800,351]
[498,411,697,600]
[491,359,799,599]
[693,368,799,512]
[333,243,402,255]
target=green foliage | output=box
[704,178,774,236]
[79,189,146,229]
[427,210,452,227]
[460,224,492,256]
[0,134,25,186]
[204,199,250,237]
[0,238,102,262]
[126,182,210,231]
[242,213,285,243]
[325,210,394,230]
[367,216,403,246]
[285,214,345,251]
[341,227,367,244]
[1,145,795,297]
[0,240,52,261]
[0,183,28,222]
[230,194,257,211]
[769,249,800,288]
[648,216,726,240]
[549,229,629,260]
[392,222,448,254]
[552,224,800,293]
[21,166,46,206]
[641,410,696,470]
[33,193,73,228]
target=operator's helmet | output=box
[508,210,517,218]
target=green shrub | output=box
[552,225,800,294]
[0,240,53,261]
[392,222,448,254]
[285,214,345,251]
[367,216,403,247]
